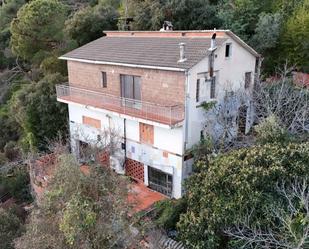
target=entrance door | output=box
[120,74,141,109]
[148,166,173,197]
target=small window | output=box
[210,76,216,99]
[225,43,231,58]
[196,79,200,102]
[245,72,252,89]
[101,72,107,88]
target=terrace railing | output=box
[56,84,184,126]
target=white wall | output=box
[68,103,184,198]
[186,37,257,148]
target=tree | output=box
[0,0,25,29]
[254,68,309,135]
[10,73,68,151]
[10,0,68,64]
[166,0,221,30]
[65,4,118,46]
[281,0,309,72]
[225,178,309,249]
[251,12,282,53]
[177,142,309,248]
[14,152,138,249]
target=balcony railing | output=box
[56,84,184,126]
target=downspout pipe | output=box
[123,118,127,168]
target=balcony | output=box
[56,84,184,126]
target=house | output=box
[56,29,260,199]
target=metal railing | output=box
[56,84,184,126]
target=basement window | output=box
[101,72,107,88]
[225,43,232,58]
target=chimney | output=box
[178,42,187,63]
[208,29,217,52]
[160,21,173,31]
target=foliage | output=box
[254,73,309,135]
[15,153,136,249]
[0,207,23,249]
[4,141,21,161]
[281,0,309,72]
[0,165,32,202]
[65,4,118,46]
[10,73,68,151]
[0,153,8,166]
[0,106,20,150]
[165,0,221,30]
[255,115,291,144]
[154,198,187,230]
[226,178,309,249]
[177,142,309,248]
[10,0,68,64]
[251,12,282,53]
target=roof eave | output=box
[225,30,261,58]
[59,56,187,72]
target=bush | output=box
[0,207,23,249]
[154,198,187,230]
[4,141,21,161]
[177,142,309,249]
[0,153,8,166]
[0,166,32,202]
[255,115,291,144]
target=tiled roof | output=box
[60,36,227,70]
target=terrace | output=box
[56,84,184,126]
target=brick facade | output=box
[125,158,144,182]
[68,61,186,105]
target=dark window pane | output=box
[245,72,251,89]
[225,44,231,57]
[102,72,107,88]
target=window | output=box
[210,76,216,99]
[196,79,200,102]
[139,122,154,145]
[120,75,141,100]
[148,166,173,197]
[82,116,101,129]
[225,43,231,58]
[245,72,252,89]
[101,72,107,88]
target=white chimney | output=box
[178,42,187,63]
[208,28,217,52]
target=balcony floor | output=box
[58,95,183,126]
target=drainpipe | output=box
[184,70,190,152]
[122,118,127,168]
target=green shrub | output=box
[4,141,21,161]
[0,153,8,166]
[154,198,187,230]
[0,166,32,202]
[177,142,309,249]
[255,115,290,144]
[0,206,23,249]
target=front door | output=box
[148,166,173,197]
[120,74,141,109]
